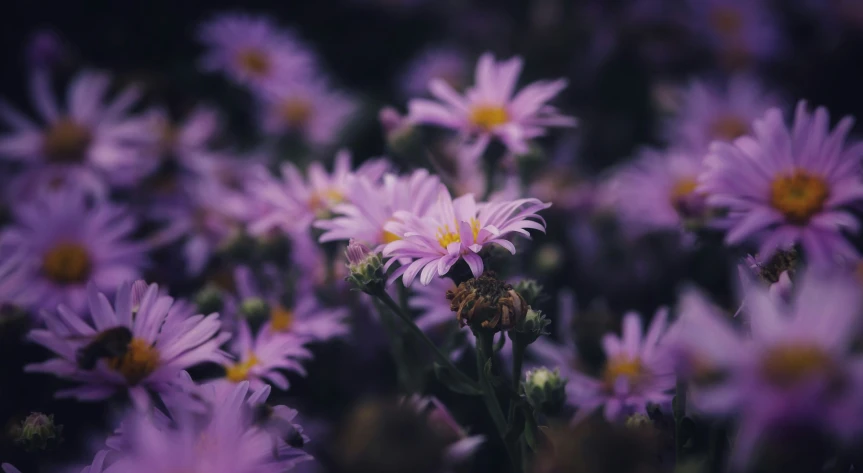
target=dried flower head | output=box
[446,272,527,332]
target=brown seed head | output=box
[446,272,527,332]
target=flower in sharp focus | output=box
[316,169,441,250]
[699,101,863,266]
[407,52,576,160]
[664,75,780,153]
[446,272,527,332]
[0,190,146,314]
[0,69,157,188]
[399,47,469,99]
[382,188,550,286]
[686,0,782,69]
[197,13,315,92]
[568,309,674,422]
[218,318,312,391]
[25,281,230,408]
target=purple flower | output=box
[316,169,441,250]
[0,70,157,188]
[699,101,863,266]
[25,281,230,408]
[197,13,314,92]
[399,47,469,99]
[568,310,674,422]
[144,106,223,174]
[407,52,576,160]
[218,319,312,391]
[401,395,484,465]
[685,0,782,67]
[0,191,146,313]
[382,188,550,286]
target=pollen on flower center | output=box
[225,352,259,382]
[709,114,749,141]
[435,218,481,249]
[769,169,829,224]
[107,338,160,385]
[469,105,509,131]
[308,188,344,212]
[236,48,271,76]
[760,344,836,389]
[280,98,313,128]
[42,242,92,285]
[42,117,92,164]
[602,355,645,391]
[709,6,744,36]
[271,305,294,332]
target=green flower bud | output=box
[510,308,551,345]
[13,412,63,452]
[345,239,384,294]
[523,367,567,416]
[194,284,224,315]
[239,297,270,321]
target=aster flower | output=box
[610,148,711,235]
[145,105,222,174]
[218,319,312,391]
[699,101,863,266]
[568,310,675,422]
[382,188,551,286]
[25,281,230,408]
[401,395,485,465]
[664,76,781,153]
[248,150,390,235]
[0,69,156,188]
[685,0,782,68]
[197,13,314,91]
[668,272,863,468]
[400,47,469,99]
[407,52,576,160]
[0,190,146,313]
[316,169,441,250]
[258,76,357,148]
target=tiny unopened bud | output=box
[524,367,567,416]
[625,413,652,430]
[194,284,224,315]
[240,297,269,320]
[511,308,551,345]
[13,412,63,452]
[447,272,528,332]
[345,239,384,293]
[513,279,544,307]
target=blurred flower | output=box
[218,319,311,391]
[700,101,863,266]
[0,70,156,188]
[524,367,567,416]
[197,13,314,92]
[25,281,230,408]
[399,47,469,99]
[382,188,550,286]
[407,52,576,160]
[664,75,781,153]
[401,395,484,465]
[742,249,798,301]
[144,105,222,174]
[316,169,441,250]
[686,0,782,68]
[26,29,66,69]
[569,309,674,422]
[258,76,357,148]
[0,191,146,313]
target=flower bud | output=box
[523,368,567,416]
[345,239,384,293]
[239,297,270,321]
[194,284,224,315]
[511,308,551,345]
[446,272,527,332]
[12,412,63,452]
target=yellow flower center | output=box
[469,105,509,131]
[42,242,92,285]
[107,338,160,385]
[769,170,829,224]
[760,344,836,389]
[225,352,259,382]
[236,48,271,77]
[382,230,401,244]
[308,188,344,212]
[435,218,481,249]
[670,177,698,202]
[601,355,644,391]
[42,118,92,164]
[280,98,313,128]
[709,114,749,141]
[709,6,744,37]
[270,305,294,332]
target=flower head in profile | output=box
[686,0,781,68]
[382,188,550,286]
[218,319,312,391]
[25,281,230,408]
[197,13,314,91]
[665,76,780,153]
[568,310,674,422]
[316,169,441,250]
[407,52,576,160]
[0,191,146,313]
[258,76,357,148]
[400,47,469,99]
[0,70,156,188]
[699,101,863,266]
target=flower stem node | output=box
[12,412,63,452]
[239,297,270,321]
[523,367,567,417]
[345,239,384,294]
[511,308,551,345]
[446,272,527,332]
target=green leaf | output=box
[433,363,482,396]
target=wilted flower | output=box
[446,272,527,332]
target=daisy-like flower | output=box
[258,76,357,148]
[610,148,711,235]
[25,281,230,408]
[0,70,156,188]
[145,105,222,174]
[315,169,441,250]
[0,190,146,313]
[685,0,782,68]
[407,52,576,160]
[699,101,863,266]
[399,47,469,99]
[218,319,312,391]
[664,76,781,153]
[401,395,485,466]
[197,13,314,91]
[248,150,389,235]
[382,188,551,286]
[568,310,675,422]
[668,272,863,468]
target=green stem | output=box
[674,379,687,464]
[477,332,521,472]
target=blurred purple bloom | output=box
[401,395,484,465]
[26,29,66,69]
[685,0,782,67]
[217,319,312,391]
[144,105,223,174]
[399,47,470,99]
